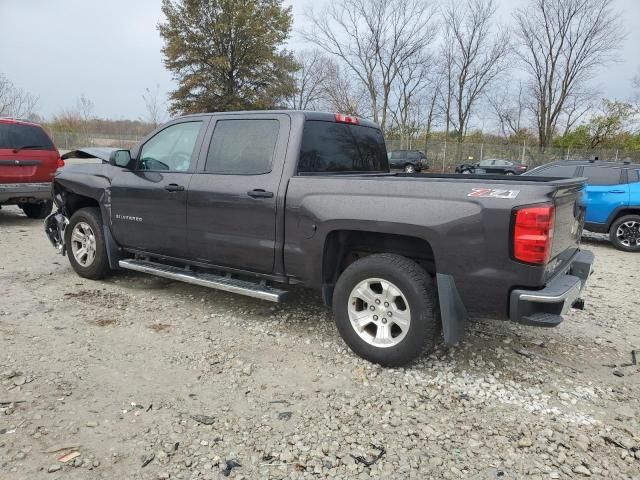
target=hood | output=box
[61,148,118,162]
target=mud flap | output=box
[103,223,122,270]
[436,273,468,345]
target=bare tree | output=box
[560,91,594,136]
[0,74,39,119]
[389,53,432,147]
[442,0,511,142]
[322,61,368,117]
[514,0,625,150]
[141,85,167,128]
[51,95,96,144]
[286,50,331,110]
[489,81,527,137]
[303,0,438,131]
[633,66,640,102]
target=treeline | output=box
[158,0,638,153]
[2,0,639,156]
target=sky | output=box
[0,0,638,121]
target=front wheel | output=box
[21,201,53,219]
[609,215,640,252]
[65,207,111,279]
[404,164,415,173]
[332,254,441,366]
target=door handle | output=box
[607,190,625,194]
[247,189,274,199]
[165,183,185,192]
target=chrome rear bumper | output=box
[509,250,594,327]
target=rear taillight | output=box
[513,204,555,264]
[335,113,360,125]
[56,157,65,169]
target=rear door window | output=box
[298,121,388,173]
[582,166,624,185]
[205,119,279,174]
[0,123,55,150]
[626,168,640,183]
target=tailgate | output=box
[0,150,59,183]
[547,180,586,279]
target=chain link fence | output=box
[386,138,640,172]
[48,131,143,150]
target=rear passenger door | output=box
[187,114,290,273]
[580,166,628,224]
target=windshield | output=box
[0,123,55,150]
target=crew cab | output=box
[0,117,63,218]
[45,111,594,366]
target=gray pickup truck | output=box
[45,111,594,366]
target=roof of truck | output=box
[177,110,380,129]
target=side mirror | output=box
[109,149,132,167]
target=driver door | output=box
[110,117,208,257]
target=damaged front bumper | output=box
[44,211,69,255]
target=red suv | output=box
[0,118,63,218]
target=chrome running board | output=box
[118,259,288,303]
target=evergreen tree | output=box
[159,0,297,114]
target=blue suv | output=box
[526,160,640,252]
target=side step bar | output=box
[118,259,288,303]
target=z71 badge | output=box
[467,188,520,199]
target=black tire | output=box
[504,171,515,176]
[332,253,441,367]
[21,200,53,219]
[404,164,416,173]
[65,207,111,279]
[609,215,640,252]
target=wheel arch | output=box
[54,184,122,269]
[607,207,640,231]
[321,229,437,288]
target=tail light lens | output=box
[513,204,555,264]
[56,157,65,169]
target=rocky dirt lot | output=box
[0,205,639,480]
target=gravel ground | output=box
[0,205,639,480]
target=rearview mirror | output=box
[109,150,132,168]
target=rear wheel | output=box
[609,215,640,252]
[504,171,515,175]
[21,200,53,219]
[332,254,440,366]
[65,207,111,279]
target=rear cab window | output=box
[298,121,389,174]
[0,123,55,150]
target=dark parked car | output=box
[525,160,640,251]
[45,111,593,366]
[456,159,528,175]
[388,150,428,173]
[0,117,63,218]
